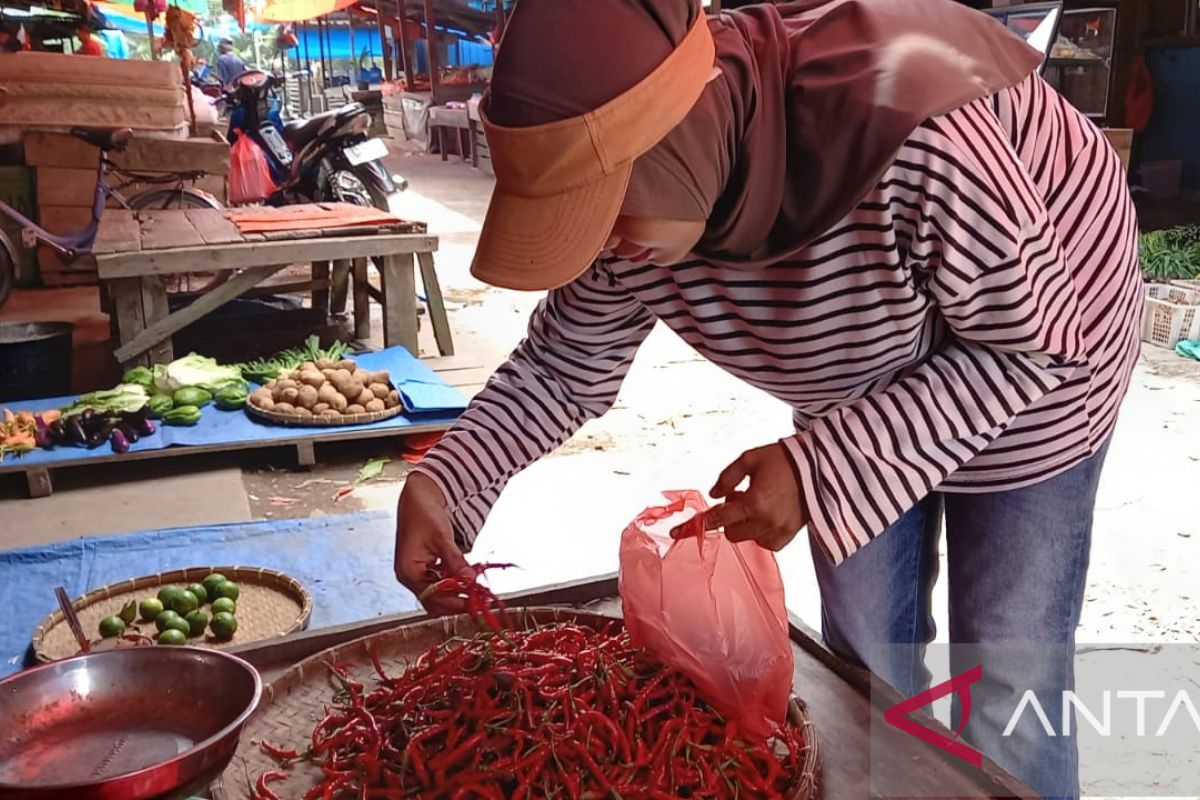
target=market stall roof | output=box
[358,0,498,38]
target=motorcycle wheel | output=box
[127,187,229,294]
[324,164,397,213]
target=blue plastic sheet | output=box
[0,511,419,677]
[13,347,467,466]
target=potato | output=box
[367,371,391,386]
[275,378,298,392]
[299,361,317,372]
[294,406,313,418]
[321,368,337,379]
[273,402,296,414]
[329,393,348,412]
[364,398,385,413]
[299,369,325,388]
[315,358,337,371]
[297,385,319,410]
[356,388,375,406]
[385,390,401,409]
[343,380,365,403]
[336,359,358,372]
[279,386,300,404]
[368,382,390,399]
[352,369,372,384]
[256,396,276,411]
[317,383,339,405]
[312,402,330,415]
[251,387,273,405]
[345,404,366,415]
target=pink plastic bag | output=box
[618,490,793,738]
[228,132,277,205]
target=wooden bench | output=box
[92,206,454,369]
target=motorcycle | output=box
[220,69,406,212]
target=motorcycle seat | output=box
[70,127,133,152]
[282,104,368,150]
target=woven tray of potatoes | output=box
[246,358,406,426]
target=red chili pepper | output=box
[259,740,300,762]
[253,770,286,800]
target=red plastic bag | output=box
[228,131,277,205]
[618,490,793,739]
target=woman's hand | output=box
[672,443,808,551]
[394,472,474,614]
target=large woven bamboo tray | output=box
[31,566,312,662]
[210,606,819,799]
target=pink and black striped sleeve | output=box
[413,269,656,548]
[782,102,1088,564]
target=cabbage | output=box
[61,384,149,417]
[157,354,245,393]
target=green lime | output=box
[155,609,183,632]
[213,581,239,601]
[158,629,187,646]
[164,615,191,636]
[210,611,238,640]
[139,598,164,621]
[158,586,185,607]
[211,597,237,615]
[98,616,126,638]
[185,583,208,605]
[184,610,209,637]
[201,573,227,598]
[171,590,199,616]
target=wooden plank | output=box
[25,469,51,498]
[109,277,149,367]
[330,260,351,314]
[95,235,440,278]
[183,209,244,246]
[295,440,316,468]
[416,251,454,356]
[136,210,207,251]
[35,167,96,207]
[23,132,230,174]
[92,211,143,255]
[352,258,371,340]
[311,261,330,318]
[113,265,286,363]
[139,275,174,366]
[380,253,418,354]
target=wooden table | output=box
[93,208,453,369]
[223,574,1037,800]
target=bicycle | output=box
[0,127,224,309]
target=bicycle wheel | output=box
[127,187,228,294]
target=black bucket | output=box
[0,322,74,402]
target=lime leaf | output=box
[118,600,138,624]
[356,457,390,484]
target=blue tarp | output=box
[11,346,466,468]
[0,511,420,677]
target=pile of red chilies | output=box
[253,581,805,799]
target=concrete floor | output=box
[4,150,1200,763]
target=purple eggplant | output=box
[48,418,66,444]
[86,421,114,448]
[110,428,130,454]
[138,417,156,437]
[117,421,140,444]
[33,418,53,449]
[65,416,87,446]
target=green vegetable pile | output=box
[124,354,250,425]
[1140,226,1200,282]
[239,335,353,384]
[97,572,241,646]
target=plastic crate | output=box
[1142,283,1200,349]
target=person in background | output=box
[193,57,211,81]
[76,23,106,56]
[0,28,16,53]
[216,38,246,86]
[98,28,129,59]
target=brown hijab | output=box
[619,0,1044,267]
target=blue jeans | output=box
[811,441,1110,799]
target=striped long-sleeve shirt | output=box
[416,74,1143,564]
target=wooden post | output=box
[145,9,159,59]
[376,2,393,81]
[423,0,439,99]
[399,14,415,89]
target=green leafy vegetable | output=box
[239,336,353,383]
[1140,226,1200,281]
[156,354,245,393]
[356,456,390,483]
[61,384,149,417]
[121,366,154,391]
